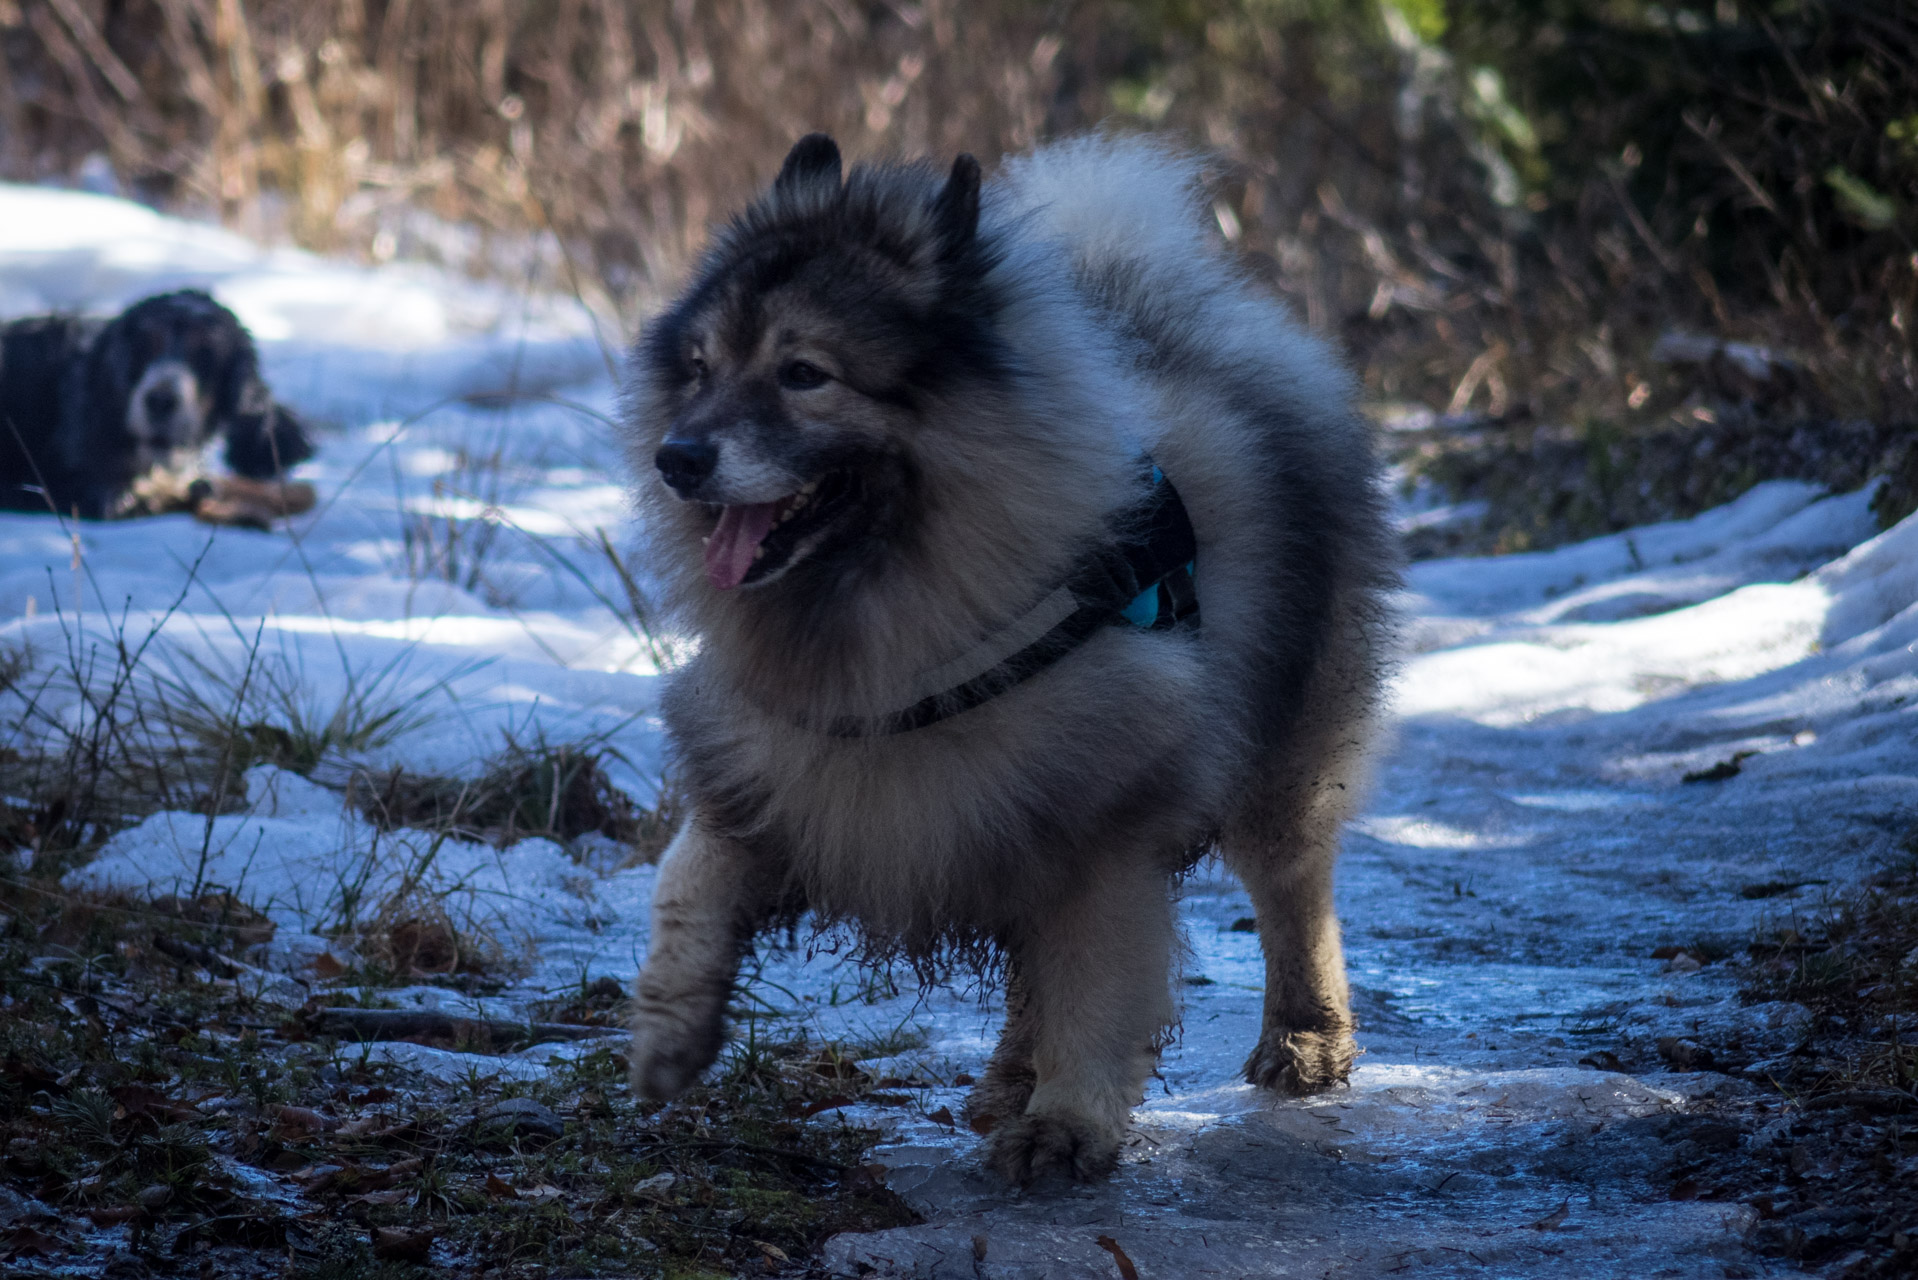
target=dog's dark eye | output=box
[686,354,707,382]
[779,360,830,391]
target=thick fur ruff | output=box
[0,290,311,519]
[623,134,1398,1183]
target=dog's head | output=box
[75,290,311,484]
[631,134,1002,592]
[94,291,252,456]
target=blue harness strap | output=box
[825,462,1200,737]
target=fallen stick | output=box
[309,1007,625,1045]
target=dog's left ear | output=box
[931,153,981,254]
[775,133,843,198]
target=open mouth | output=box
[702,470,858,590]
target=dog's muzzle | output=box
[128,360,206,447]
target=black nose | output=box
[655,438,717,495]
[143,383,180,420]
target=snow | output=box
[8,184,1916,1276]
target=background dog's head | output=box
[630,135,1000,593]
[62,290,313,507]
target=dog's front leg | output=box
[988,857,1174,1183]
[628,815,770,1100]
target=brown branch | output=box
[309,1006,624,1044]
[45,0,141,103]
[1603,169,1681,277]
[1682,111,1781,220]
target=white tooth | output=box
[701,536,710,546]
[753,546,764,560]
[800,480,818,494]
[791,493,809,508]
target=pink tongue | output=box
[705,501,780,590]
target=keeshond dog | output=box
[621,133,1396,1183]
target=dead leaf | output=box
[1096,1234,1140,1280]
[926,1106,956,1128]
[84,1206,142,1226]
[274,1104,335,1135]
[372,1226,435,1262]
[310,952,348,979]
[111,1082,198,1122]
[290,1163,347,1192]
[335,1114,382,1139]
[484,1173,519,1200]
[5,1226,67,1259]
[520,1183,564,1203]
[1528,1200,1571,1230]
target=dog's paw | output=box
[1243,1025,1356,1096]
[626,1013,722,1102]
[987,1110,1122,1184]
[963,1071,1036,1136]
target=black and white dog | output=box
[0,290,312,518]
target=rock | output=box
[1657,1038,1716,1070]
[632,1171,676,1198]
[480,1096,565,1139]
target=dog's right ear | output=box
[931,153,981,253]
[775,133,842,197]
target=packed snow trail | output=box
[8,184,1917,1276]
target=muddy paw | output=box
[627,1014,723,1101]
[1243,1025,1356,1096]
[987,1110,1121,1184]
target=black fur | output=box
[0,290,312,518]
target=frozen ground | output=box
[10,185,1918,1277]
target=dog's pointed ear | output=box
[775,134,842,196]
[931,153,981,251]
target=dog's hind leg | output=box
[628,814,776,1100]
[986,856,1174,1183]
[1222,682,1373,1096]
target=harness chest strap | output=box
[824,467,1199,738]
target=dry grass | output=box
[3,0,1909,458]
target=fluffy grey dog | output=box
[622,133,1396,1183]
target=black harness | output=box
[826,466,1199,737]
